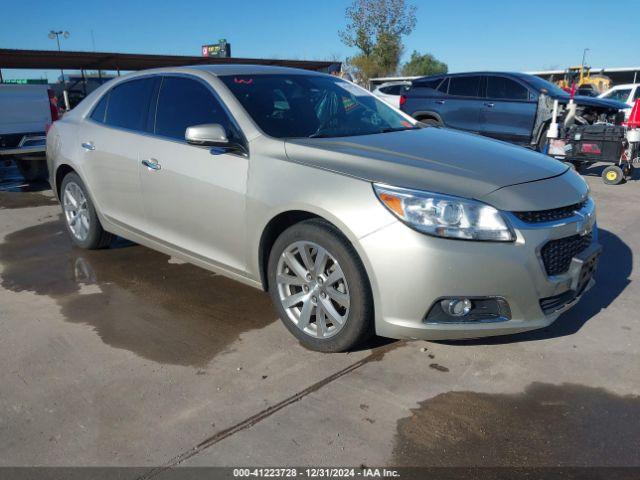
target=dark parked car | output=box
[400,72,628,149]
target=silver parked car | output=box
[46,65,601,352]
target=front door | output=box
[138,75,249,273]
[480,75,537,144]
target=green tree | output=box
[401,51,448,77]
[339,0,417,82]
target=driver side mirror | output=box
[185,123,247,155]
[185,123,229,146]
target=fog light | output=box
[441,298,472,317]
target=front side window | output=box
[486,76,529,100]
[448,76,482,97]
[104,78,156,132]
[155,76,238,142]
[219,74,416,138]
[634,87,640,101]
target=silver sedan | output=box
[46,65,600,352]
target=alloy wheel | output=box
[276,241,350,339]
[63,182,91,242]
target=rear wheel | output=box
[15,159,48,182]
[60,172,114,249]
[602,165,624,185]
[268,219,373,352]
[418,117,441,127]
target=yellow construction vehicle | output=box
[556,66,611,94]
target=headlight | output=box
[374,184,514,241]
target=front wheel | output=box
[60,172,114,249]
[267,219,374,352]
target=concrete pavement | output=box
[0,162,638,473]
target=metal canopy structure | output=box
[0,48,336,73]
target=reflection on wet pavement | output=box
[393,383,640,466]
[0,219,277,366]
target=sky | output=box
[1,0,638,81]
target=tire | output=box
[602,165,624,185]
[267,219,374,352]
[15,159,49,182]
[419,117,441,127]
[60,172,115,249]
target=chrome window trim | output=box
[84,72,249,156]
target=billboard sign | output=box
[201,39,231,58]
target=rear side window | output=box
[634,88,640,101]
[486,76,529,100]
[155,76,236,141]
[380,85,404,95]
[90,93,108,123]
[413,78,442,90]
[448,76,482,97]
[437,77,450,93]
[105,78,156,132]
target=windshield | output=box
[601,89,631,103]
[219,74,416,138]
[521,75,569,98]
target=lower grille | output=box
[541,232,592,276]
[540,290,577,315]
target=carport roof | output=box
[0,48,336,72]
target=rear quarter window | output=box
[89,93,108,123]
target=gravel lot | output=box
[0,161,638,473]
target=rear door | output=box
[480,75,537,143]
[80,77,157,229]
[137,75,249,273]
[437,75,483,132]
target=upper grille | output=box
[540,232,592,276]
[514,200,586,224]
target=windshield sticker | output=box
[234,77,253,85]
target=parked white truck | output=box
[0,84,59,181]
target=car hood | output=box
[284,127,569,204]
[564,95,628,111]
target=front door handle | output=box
[435,100,445,105]
[141,159,161,171]
[484,102,495,108]
[81,142,95,151]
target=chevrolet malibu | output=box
[46,65,601,352]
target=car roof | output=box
[605,83,639,89]
[413,71,537,82]
[187,64,328,76]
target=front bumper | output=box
[359,200,599,341]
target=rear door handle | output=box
[484,102,495,108]
[141,159,161,171]
[435,100,445,105]
[81,142,95,151]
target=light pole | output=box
[581,48,590,68]
[48,30,70,83]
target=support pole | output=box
[81,69,87,97]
